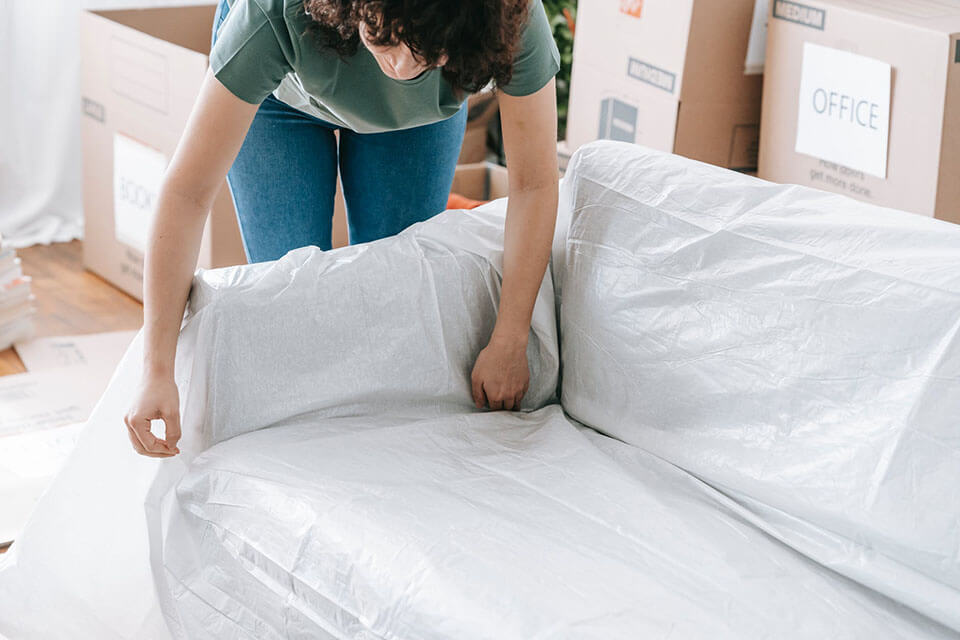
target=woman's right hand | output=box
[124,374,181,457]
[124,71,258,459]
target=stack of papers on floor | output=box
[0,330,137,545]
[0,235,35,350]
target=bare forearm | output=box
[126,71,265,456]
[493,79,560,347]
[495,184,559,344]
[142,187,209,377]
[138,71,259,379]
[470,179,557,410]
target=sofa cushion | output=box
[558,141,960,629]
[161,406,949,639]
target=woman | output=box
[125,0,561,458]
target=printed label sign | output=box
[627,58,677,94]
[795,43,891,179]
[772,0,825,29]
[599,97,639,142]
[113,133,168,253]
[619,0,644,18]
[745,0,769,74]
[81,97,105,123]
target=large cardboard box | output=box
[759,0,960,223]
[81,5,246,301]
[567,0,764,170]
[457,91,499,164]
[451,163,510,201]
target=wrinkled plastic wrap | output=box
[0,202,557,639]
[181,205,559,448]
[162,407,949,639]
[2,141,958,639]
[560,141,960,631]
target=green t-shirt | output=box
[211,0,561,133]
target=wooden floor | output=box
[0,242,142,553]
[0,241,143,376]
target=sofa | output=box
[1,141,958,639]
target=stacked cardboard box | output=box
[458,90,500,164]
[449,139,573,207]
[0,238,35,350]
[566,0,764,170]
[451,163,510,203]
[759,0,960,222]
[80,5,247,302]
[80,6,503,261]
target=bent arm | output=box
[143,71,259,378]
[494,79,560,349]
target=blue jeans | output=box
[211,0,467,262]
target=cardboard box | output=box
[557,140,573,176]
[451,163,510,201]
[450,144,567,205]
[567,0,764,170]
[457,91,499,164]
[81,5,247,301]
[759,0,960,223]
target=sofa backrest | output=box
[557,141,960,628]
[183,202,560,448]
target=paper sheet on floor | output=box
[0,330,137,543]
[0,367,105,544]
[14,330,137,373]
[0,368,104,437]
[0,422,84,545]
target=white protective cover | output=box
[0,202,558,639]
[559,141,960,632]
[176,206,559,449]
[1,142,958,639]
[161,406,949,639]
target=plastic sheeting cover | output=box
[0,201,557,639]
[559,141,960,631]
[182,205,559,448]
[1,141,958,639]
[161,406,951,639]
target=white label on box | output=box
[113,133,167,254]
[795,43,891,178]
[745,0,769,75]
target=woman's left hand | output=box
[471,333,530,411]
[468,80,556,413]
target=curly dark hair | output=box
[302,0,530,94]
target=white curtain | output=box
[0,0,208,248]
